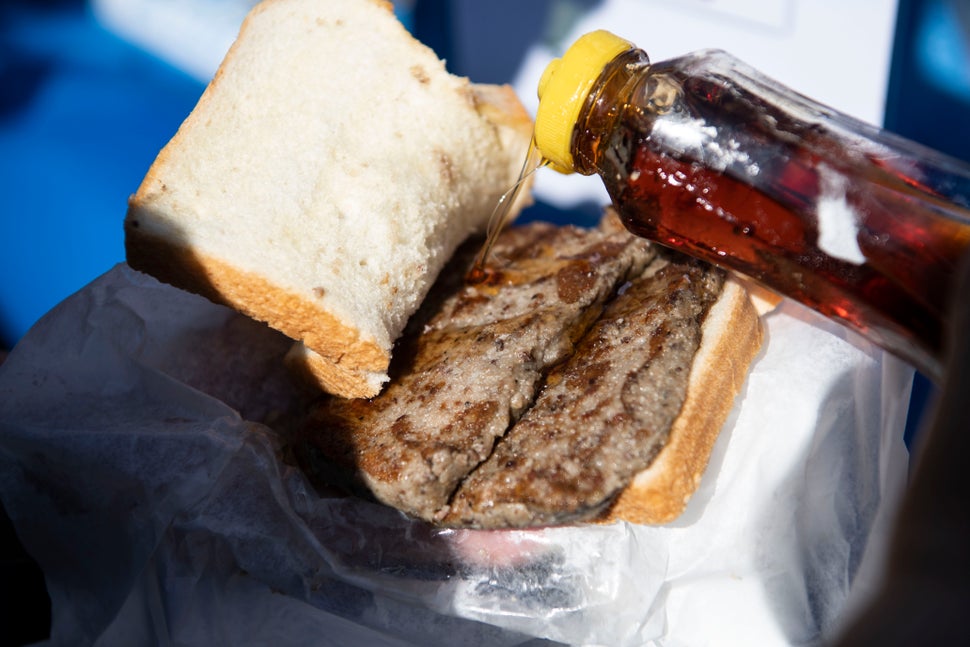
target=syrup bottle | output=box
[532,30,970,381]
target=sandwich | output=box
[124,0,534,398]
[123,0,767,528]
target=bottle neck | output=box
[571,49,652,175]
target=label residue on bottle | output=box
[816,165,867,265]
[651,114,760,177]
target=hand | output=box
[833,252,970,645]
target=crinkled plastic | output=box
[0,264,912,646]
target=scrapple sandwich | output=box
[124,0,766,528]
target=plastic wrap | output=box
[0,264,912,646]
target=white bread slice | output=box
[603,275,765,524]
[124,0,533,398]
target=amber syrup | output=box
[465,265,492,285]
[467,139,546,285]
[597,73,970,380]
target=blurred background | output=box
[4,0,969,354]
[1,0,968,643]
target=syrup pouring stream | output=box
[469,138,547,282]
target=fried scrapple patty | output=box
[443,256,725,528]
[301,217,656,522]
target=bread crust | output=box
[603,277,764,524]
[125,227,388,374]
[284,342,387,399]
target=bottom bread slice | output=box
[298,214,764,528]
[602,277,763,525]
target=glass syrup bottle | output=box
[530,30,970,381]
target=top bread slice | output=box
[124,0,534,398]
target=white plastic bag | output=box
[0,264,911,646]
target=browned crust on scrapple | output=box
[602,277,764,524]
[125,227,388,378]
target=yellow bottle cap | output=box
[535,30,634,174]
